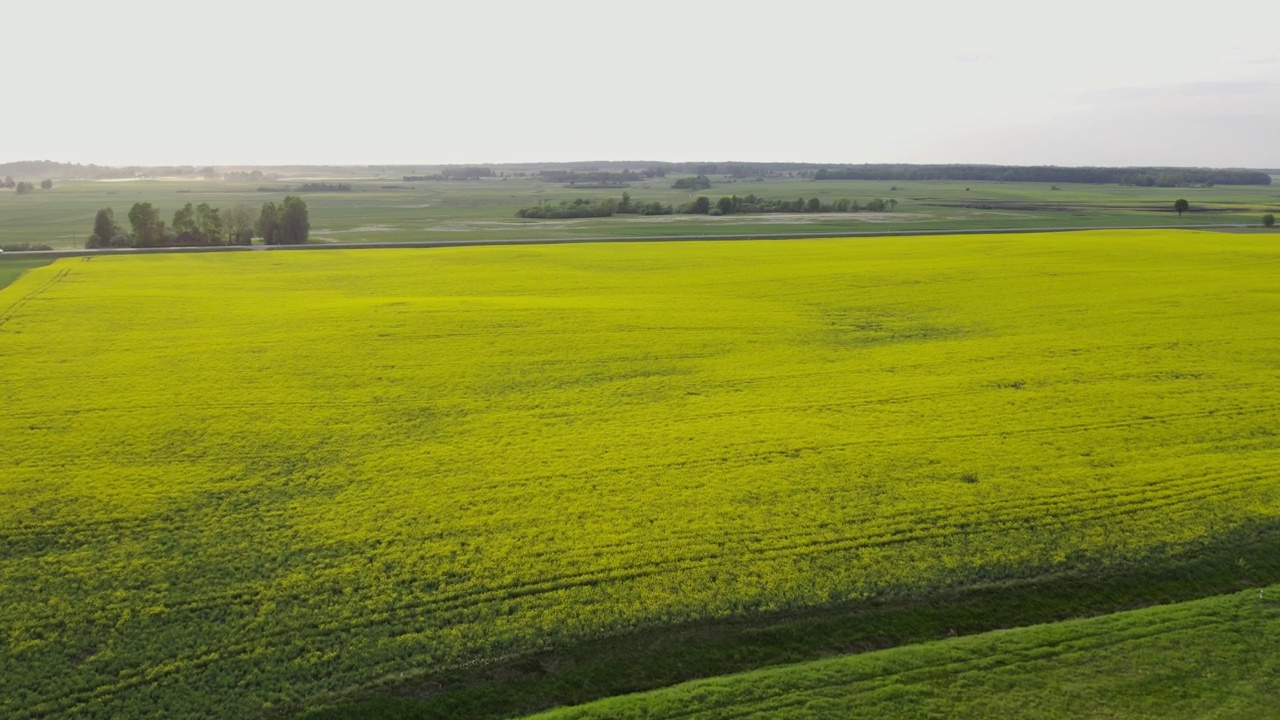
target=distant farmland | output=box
[2,231,1279,719]
[2,174,1279,250]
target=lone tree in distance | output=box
[1265,213,1276,228]
[1174,199,1190,217]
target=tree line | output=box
[672,175,712,190]
[255,183,351,193]
[404,167,496,181]
[0,160,217,181]
[702,194,898,215]
[1,242,54,252]
[4,177,53,193]
[812,164,1272,186]
[539,169,646,185]
[506,161,1277,185]
[515,194,674,219]
[516,193,899,219]
[86,197,309,248]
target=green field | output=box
[2,231,1279,718]
[523,583,1280,720]
[2,175,1278,250]
[0,256,52,290]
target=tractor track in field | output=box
[9,454,1278,718]
[0,266,70,330]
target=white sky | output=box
[4,0,1279,167]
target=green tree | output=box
[40,179,53,190]
[887,198,899,212]
[224,204,256,245]
[172,203,198,235]
[127,202,164,247]
[1174,199,1190,217]
[689,196,711,214]
[276,196,309,244]
[805,198,821,213]
[196,203,224,245]
[716,196,734,215]
[87,208,117,249]
[866,198,886,212]
[15,181,35,194]
[257,202,281,244]
[1264,213,1275,228]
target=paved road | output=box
[0,223,1259,260]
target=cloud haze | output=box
[4,0,1278,167]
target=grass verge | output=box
[297,520,1280,719]
[523,581,1280,719]
[0,256,53,290]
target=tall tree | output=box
[277,196,310,245]
[224,204,256,245]
[172,203,198,235]
[128,202,164,247]
[40,179,53,190]
[196,203,224,245]
[87,208,116,248]
[257,202,281,244]
[1174,199,1190,217]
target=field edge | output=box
[518,580,1280,720]
[292,519,1280,720]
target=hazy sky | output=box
[6,0,1279,167]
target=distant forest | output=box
[404,167,496,181]
[538,170,646,184]
[812,165,1272,186]
[1,160,1271,187]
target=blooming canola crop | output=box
[1,231,1278,718]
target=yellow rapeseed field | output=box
[2,231,1279,718]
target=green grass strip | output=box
[526,580,1280,719]
[0,256,53,291]
[298,521,1280,719]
